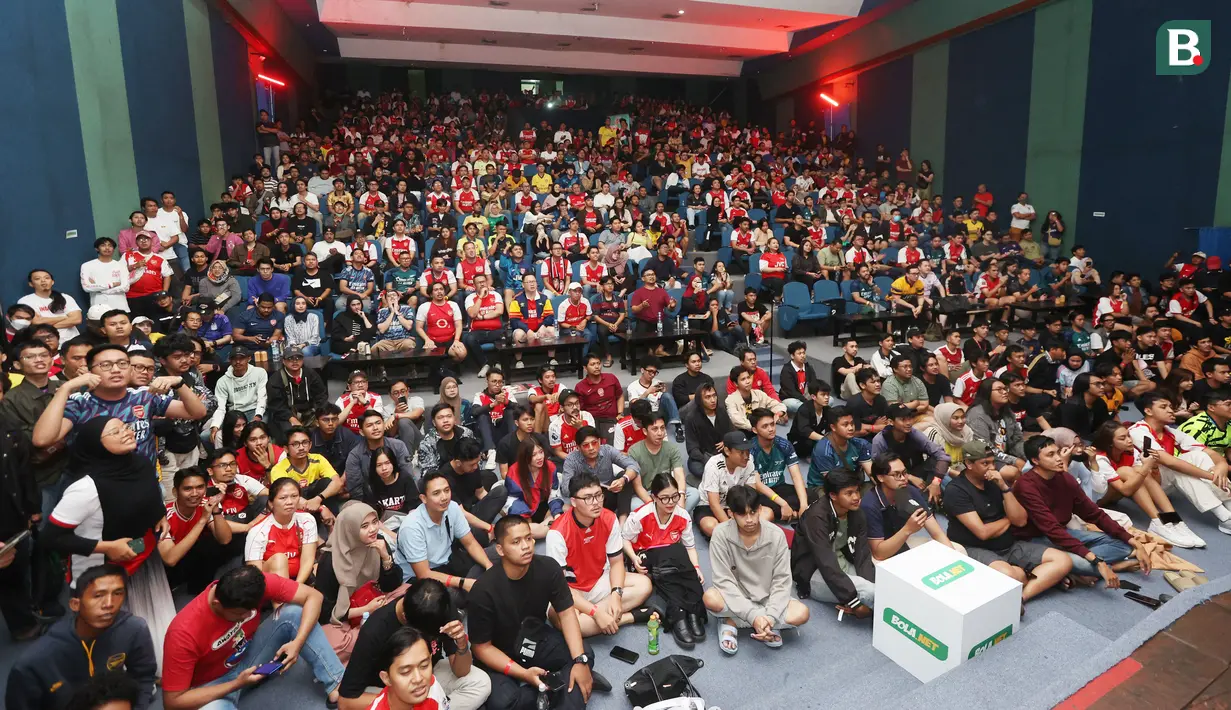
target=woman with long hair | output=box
[502,437,562,538]
[1089,421,1203,548]
[215,409,249,450]
[710,260,735,313]
[1044,210,1065,261]
[44,417,176,669]
[244,477,318,584]
[235,420,285,482]
[366,446,420,517]
[284,295,322,355]
[621,473,707,649]
[20,269,82,340]
[1159,367,1198,421]
[680,273,715,357]
[436,377,474,429]
[431,226,458,268]
[331,296,376,355]
[686,183,706,227]
[758,237,788,303]
[317,501,403,662]
[271,181,294,214]
[916,159,935,201]
[790,238,824,292]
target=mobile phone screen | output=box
[254,661,284,676]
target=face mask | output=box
[10,319,30,331]
[892,215,902,223]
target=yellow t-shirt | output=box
[599,126,617,146]
[270,455,337,487]
[965,220,985,236]
[531,173,554,194]
[891,276,924,297]
[1101,388,1124,414]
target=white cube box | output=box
[872,541,1022,682]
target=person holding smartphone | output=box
[861,453,959,560]
[158,469,236,594]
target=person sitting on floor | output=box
[1129,392,1231,536]
[725,365,787,432]
[788,379,832,460]
[703,484,810,656]
[862,453,959,560]
[547,473,654,639]
[791,468,876,618]
[870,404,951,505]
[1012,435,1151,587]
[395,470,495,596]
[943,440,1073,604]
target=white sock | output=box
[1213,505,1231,522]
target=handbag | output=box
[624,654,705,708]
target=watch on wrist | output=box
[572,653,589,665]
[610,586,624,596]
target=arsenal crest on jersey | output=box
[132,405,146,419]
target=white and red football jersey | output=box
[622,500,695,552]
[549,412,595,455]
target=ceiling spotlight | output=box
[678,9,685,14]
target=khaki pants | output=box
[160,448,201,502]
[371,337,416,354]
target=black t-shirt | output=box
[1190,379,1225,407]
[293,269,336,300]
[922,375,953,406]
[830,355,866,388]
[1056,397,1111,439]
[337,600,461,701]
[433,462,485,509]
[370,471,420,515]
[963,338,991,364]
[496,431,552,467]
[468,556,574,664]
[288,215,316,237]
[737,301,768,323]
[942,475,1015,552]
[847,394,888,438]
[1210,326,1231,352]
[1135,344,1166,379]
[271,245,300,270]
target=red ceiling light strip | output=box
[257,74,286,86]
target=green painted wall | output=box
[64,0,140,239]
[1216,72,1231,225]
[184,0,226,216]
[909,42,949,196]
[1023,0,1092,249]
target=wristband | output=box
[446,575,454,589]
[587,606,597,617]
[769,493,780,503]
[503,659,515,676]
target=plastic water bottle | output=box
[270,340,281,361]
[361,611,370,626]
[647,612,661,655]
[656,312,663,336]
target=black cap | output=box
[722,431,756,451]
[887,403,916,420]
[152,291,170,300]
[230,345,252,360]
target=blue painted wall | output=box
[212,6,257,182]
[854,55,913,166]
[1075,0,1231,276]
[117,0,206,221]
[0,0,96,307]
[943,11,1035,214]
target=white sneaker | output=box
[1218,519,1231,536]
[1148,519,1193,548]
[549,358,559,366]
[515,360,525,369]
[1172,521,1207,548]
[484,450,497,470]
[477,364,490,378]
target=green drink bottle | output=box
[647,612,661,655]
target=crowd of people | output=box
[0,86,1227,710]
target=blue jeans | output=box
[716,289,735,312]
[174,243,190,271]
[200,604,345,709]
[298,344,320,356]
[1068,462,1097,503]
[40,476,71,522]
[656,393,681,424]
[783,398,804,416]
[1034,529,1131,577]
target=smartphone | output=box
[1,530,30,554]
[253,661,284,676]
[610,646,639,665]
[541,669,569,692]
[206,486,222,498]
[127,538,146,555]
[1142,438,1152,455]
[1118,580,1142,592]
[1124,591,1162,609]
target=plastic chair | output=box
[666,288,683,319]
[235,275,251,304]
[716,247,732,267]
[882,246,899,264]
[308,308,331,358]
[571,261,583,282]
[874,276,895,299]
[748,208,767,223]
[745,273,762,293]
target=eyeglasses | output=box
[92,360,130,372]
[212,461,238,469]
[130,364,155,374]
[887,471,909,479]
[656,493,682,505]
[643,369,658,377]
[573,492,605,505]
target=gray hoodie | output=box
[709,518,794,627]
[210,363,269,428]
[966,402,1025,467]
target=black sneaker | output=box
[590,671,613,693]
[674,424,685,443]
[630,606,654,624]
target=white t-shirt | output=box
[553,130,574,145]
[148,208,187,260]
[312,239,352,263]
[626,379,666,411]
[1091,452,1132,498]
[18,292,82,340]
[79,258,131,315]
[48,476,107,583]
[699,454,759,508]
[1009,202,1035,229]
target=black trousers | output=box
[484,626,594,710]
[166,537,242,594]
[641,543,705,625]
[0,536,39,635]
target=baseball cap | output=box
[1193,251,1207,259]
[567,282,582,292]
[230,345,253,360]
[152,291,170,300]
[887,404,916,420]
[722,431,756,451]
[962,440,994,460]
[282,345,305,359]
[131,316,152,326]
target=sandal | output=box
[760,631,783,649]
[1180,570,1210,585]
[718,623,739,656]
[1165,571,1199,593]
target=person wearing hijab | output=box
[196,260,242,312]
[44,417,176,672]
[331,295,376,355]
[317,501,404,662]
[435,376,474,431]
[923,402,974,482]
[600,241,632,296]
